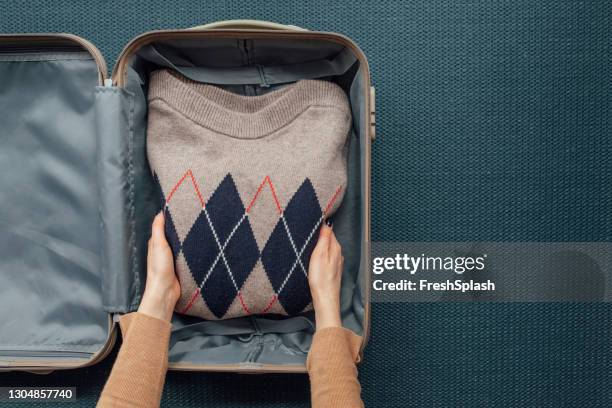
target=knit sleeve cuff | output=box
[99,312,172,408]
[118,312,172,337]
[118,312,135,335]
[306,326,363,369]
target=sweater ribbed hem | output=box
[148,69,350,139]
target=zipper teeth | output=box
[0,34,107,84]
[0,350,93,358]
[0,47,83,54]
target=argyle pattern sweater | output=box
[147,70,350,320]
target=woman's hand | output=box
[308,222,344,330]
[138,212,181,322]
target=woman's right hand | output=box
[308,222,344,329]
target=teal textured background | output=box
[1,1,612,406]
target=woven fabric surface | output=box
[1,0,611,407]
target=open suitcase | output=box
[0,20,373,373]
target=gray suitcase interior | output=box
[0,28,371,372]
[0,36,113,370]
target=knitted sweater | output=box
[147,70,351,320]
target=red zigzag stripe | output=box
[165,169,342,317]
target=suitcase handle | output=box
[189,20,308,31]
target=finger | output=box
[329,229,341,253]
[151,212,166,243]
[317,223,332,249]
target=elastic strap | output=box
[169,316,315,348]
[137,45,357,86]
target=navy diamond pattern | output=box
[261,222,296,292]
[181,174,259,318]
[261,179,322,315]
[204,174,247,243]
[181,211,218,289]
[158,171,333,320]
[201,261,238,319]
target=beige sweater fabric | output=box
[97,312,364,408]
[147,70,351,320]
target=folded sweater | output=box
[147,70,351,320]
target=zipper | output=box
[0,47,84,54]
[0,33,107,85]
[0,350,93,359]
[241,39,252,65]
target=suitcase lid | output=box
[0,33,114,371]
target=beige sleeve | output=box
[97,312,171,408]
[307,326,364,408]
